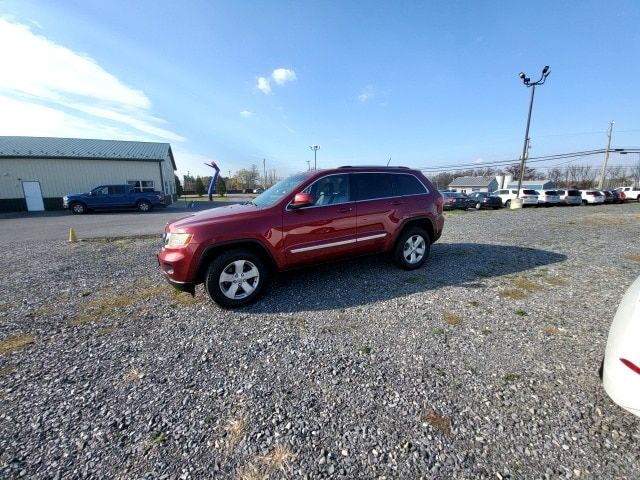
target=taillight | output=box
[436,196,444,214]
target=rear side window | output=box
[392,174,427,196]
[109,185,125,194]
[353,173,393,200]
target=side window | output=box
[92,186,108,195]
[392,174,427,196]
[109,185,125,194]
[353,173,393,201]
[304,174,350,206]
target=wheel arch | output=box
[194,240,277,284]
[395,217,435,245]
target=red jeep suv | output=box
[158,166,444,307]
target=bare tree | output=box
[631,157,640,187]
[503,163,537,181]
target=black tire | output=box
[505,199,511,208]
[137,200,152,212]
[70,202,86,214]
[204,249,268,308]
[582,199,588,205]
[393,227,431,270]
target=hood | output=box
[168,203,261,229]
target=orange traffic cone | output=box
[68,227,78,243]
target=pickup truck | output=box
[63,185,165,214]
[615,186,640,202]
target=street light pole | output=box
[515,66,550,204]
[309,145,320,170]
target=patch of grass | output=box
[511,277,544,292]
[544,277,569,287]
[71,283,167,325]
[1,365,15,376]
[443,311,462,326]
[480,327,491,336]
[544,325,565,336]
[624,254,640,263]
[468,300,480,307]
[0,301,16,312]
[225,415,248,453]
[86,234,161,244]
[432,327,445,336]
[498,289,527,300]
[99,326,118,335]
[31,304,54,318]
[357,345,371,355]
[170,289,203,306]
[514,308,527,317]
[423,408,451,435]
[123,368,145,383]
[149,431,166,445]
[503,372,521,382]
[0,334,35,355]
[260,443,295,475]
[235,463,264,480]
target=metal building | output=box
[0,136,177,212]
[448,176,499,194]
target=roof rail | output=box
[337,165,410,169]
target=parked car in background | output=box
[159,166,445,307]
[615,186,640,202]
[467,192,502,210]
[602,275,640,418]
[615,190,626,203]
[601,190,617,204]
[63,185,165,214]
[492,188,538,208]
[441,192,468,210]
[580,190,605,205]
[535,190,561,207]
[555,189,582,206]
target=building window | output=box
[128,180,155,192]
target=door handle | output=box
[338,207,353,213]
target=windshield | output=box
[253,172,312,207]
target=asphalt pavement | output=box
[0,198,242,246]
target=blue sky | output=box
[1,0,639,178]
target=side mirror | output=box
[88,191,94,196]
[290,192,314,209]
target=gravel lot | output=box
[1,204,639,479]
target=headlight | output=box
[164,232,192,247]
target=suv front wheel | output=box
[205,249,268,308]
[394,227,431,270]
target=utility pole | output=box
[306,160,311,170]
[598,121,614,189]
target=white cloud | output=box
[473,158,484,164]
[256,68,296,94]
[271,68,296,85]
[257,76,271,94]
[240,110,253,118]
[0,17,183,142]
[358,85,374,103]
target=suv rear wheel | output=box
[205,249,268,308]
[394,227,431,270]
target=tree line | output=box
[428,161,640,190]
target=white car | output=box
[492,188,538,208]
[535,190,561,206]
[580,190,605,205]
[602,275,640,417]
[555,189,582,206]
[615,186,640,202]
